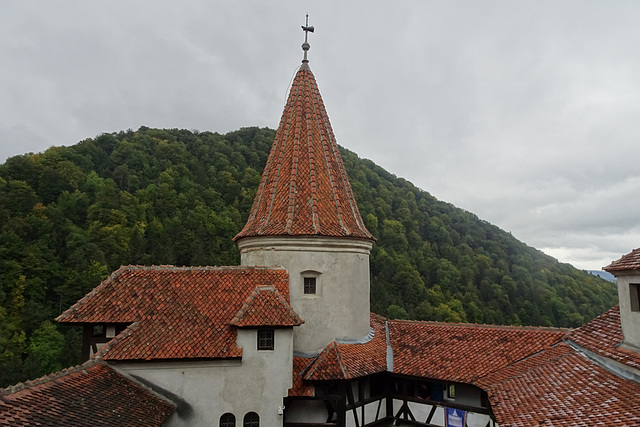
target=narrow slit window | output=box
[304,277,316,294]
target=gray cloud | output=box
[1,1,639,269]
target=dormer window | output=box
[630,284,640,312]
[257,329,274,350]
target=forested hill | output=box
[0,126,616,385]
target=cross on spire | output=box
[301,14,314,63]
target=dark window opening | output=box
[304,277,316,294]
[243,412,259,427]
[92,324,105,337]
[631,284,640,312]
[220,413,235,427]
[447,384,456,399]
[257,329,274,350]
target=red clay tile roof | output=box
[289,357,315,397]
[56,266,294,361]
[234,66,373,241]
[567,305,640,371]
[303,313,387,381]
[482,343,640,426]
[388,320,566,383]
[0,360,174,426]
[231,286,303,327]
[604,247,640,272]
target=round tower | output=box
[234,25,375,354]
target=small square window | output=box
[304,277,317,294]
[257,329,274,350]
[630,284,640,312]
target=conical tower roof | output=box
[234,64,373,241]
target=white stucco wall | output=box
[238,236,373,354]
[114,328,294,427]
[615,272,640,349]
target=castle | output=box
[2,22,639,427]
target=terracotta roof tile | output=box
[234,66,373,241]
[231,286,303,327]
[484,343,640,426]
[604,247,640,272]
[0,360,174,426]
[289,357,315,397]
[388,320,566,383]
[567,305,640,371]
[303,314,387,381]
[56,266,292,361]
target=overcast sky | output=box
[2,1,639,270]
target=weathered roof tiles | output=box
[0,360,174,426]
[56,265,294,361]
[234,66,373,241]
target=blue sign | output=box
[445,407,467,427]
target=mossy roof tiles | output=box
[0,360,174,426]
[234,66,373,241]
[56,265,295,361]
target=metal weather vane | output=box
[301,14,314,63]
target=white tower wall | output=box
[238,236,373,354]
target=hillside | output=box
[0,126,617,386]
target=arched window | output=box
[220,413,235,427]
[243,412,259,427]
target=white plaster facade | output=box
[613,271,640,350]
[237,235,373,354]
[114,328,294,426]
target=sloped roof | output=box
[231,286,304,327]
[567,305,640,371]
[604,247,640,272]
[0,360,174,426]
[481,343,640,426]
[388,320,566,383]
[303,313,387,381]
[289,357,315,397]
[56,266,294,361]
[234,65,373,241]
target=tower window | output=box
[304,277,317,294]
[257,329,274,350]
[220,413,235,427]
[630,284,640,312]
[243,412,259,427]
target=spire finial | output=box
[301,14,314,64]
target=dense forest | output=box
[0,126,617,386]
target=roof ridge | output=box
[121,265,287,271]
[390,318,570,332]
